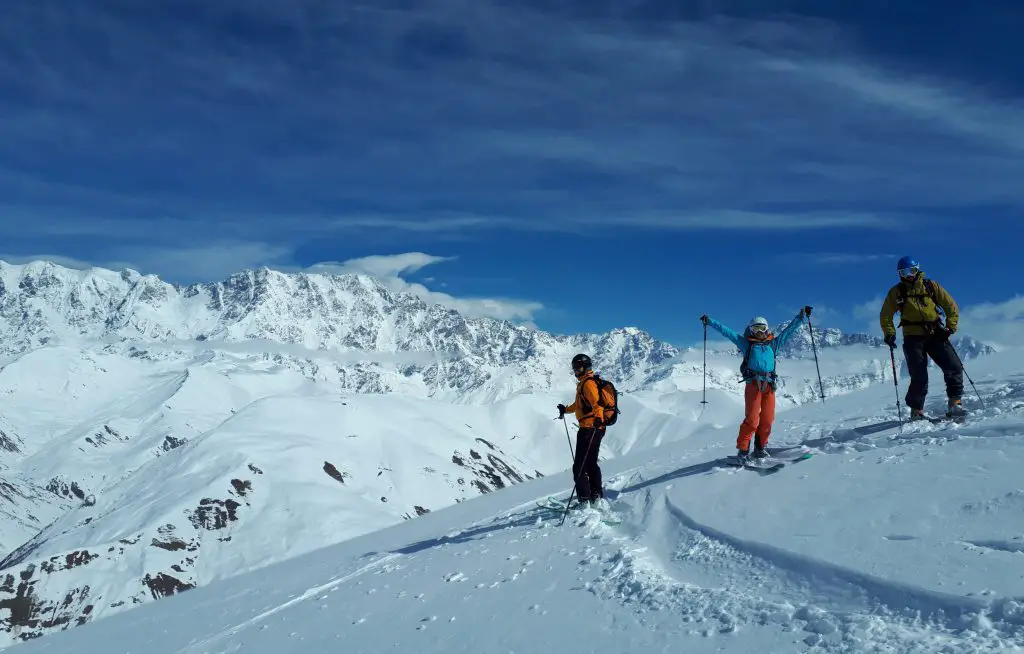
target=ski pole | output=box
[561,415,574,460]
[888,345,904,429]
[947,341,985,409]
[805,309,826,402]
[561,433,597,527]
[701,321,708,406]
[555,415,579,523]
[560,419,598,526]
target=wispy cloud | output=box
[770,58,1024,153]
[114,242,295,281]
[0,253,102,271]
[323,210,916,234]
[307,253,454,278]
[957,296,1024,350]
[792,253,900,266]
[2,242,294,282]
[853,296,886,323]
[307,253,543,325]
[1,0,1021,249]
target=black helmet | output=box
[571,353,592,374]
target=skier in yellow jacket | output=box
[879,256,965,419]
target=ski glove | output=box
[884,334,897,348]
[699,314,709,325]
[804,305,813,317]
[557,404,567,419]
[936,326,954,341]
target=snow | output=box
[0,258,1017,652]
[7,343,1024,653]
[0,340,715,642]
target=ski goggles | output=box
[749,323,769,334]
[898,266,921,279]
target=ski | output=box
[725,456,784,474]
[724,451,813,475]
[535,496,622,526]
[910,414,967,425]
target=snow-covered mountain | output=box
[10,346,1023,654]
[0,259,996,648]
[0,260,678,403]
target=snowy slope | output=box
[12,350,1024,653]
[0,342,720,646]
[0,258,915,560]
[0,258,1000,648]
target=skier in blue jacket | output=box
[700,306,811,459]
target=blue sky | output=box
[1,0,1022,348]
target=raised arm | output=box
[702,315,745,349]
[774,307,807,348]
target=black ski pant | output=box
[902,334,963,411]
[572,426,605,501]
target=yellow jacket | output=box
[879,276,959,337]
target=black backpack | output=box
[582,375,620,426]
[896,278,937,308]
[896,279,944,330]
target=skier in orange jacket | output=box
[557,353,605,506]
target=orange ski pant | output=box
[737,381,776,451]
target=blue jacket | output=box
[706,310,806,385]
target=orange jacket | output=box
[564,371,604,428]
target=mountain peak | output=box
[0,258,674,401]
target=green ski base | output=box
[535,496,622,526]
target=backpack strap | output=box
[578,376,601,417]
[739,339,777,385]
[897,279,936,306]
[896,279,942,329]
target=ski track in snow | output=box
[190,552,404,650]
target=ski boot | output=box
[572,497,593,510]
[735,448,750,463]
[909,408,928,421]
[946,399,966,419]
[751,444,770,459]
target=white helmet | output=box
[747,316,769,335]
